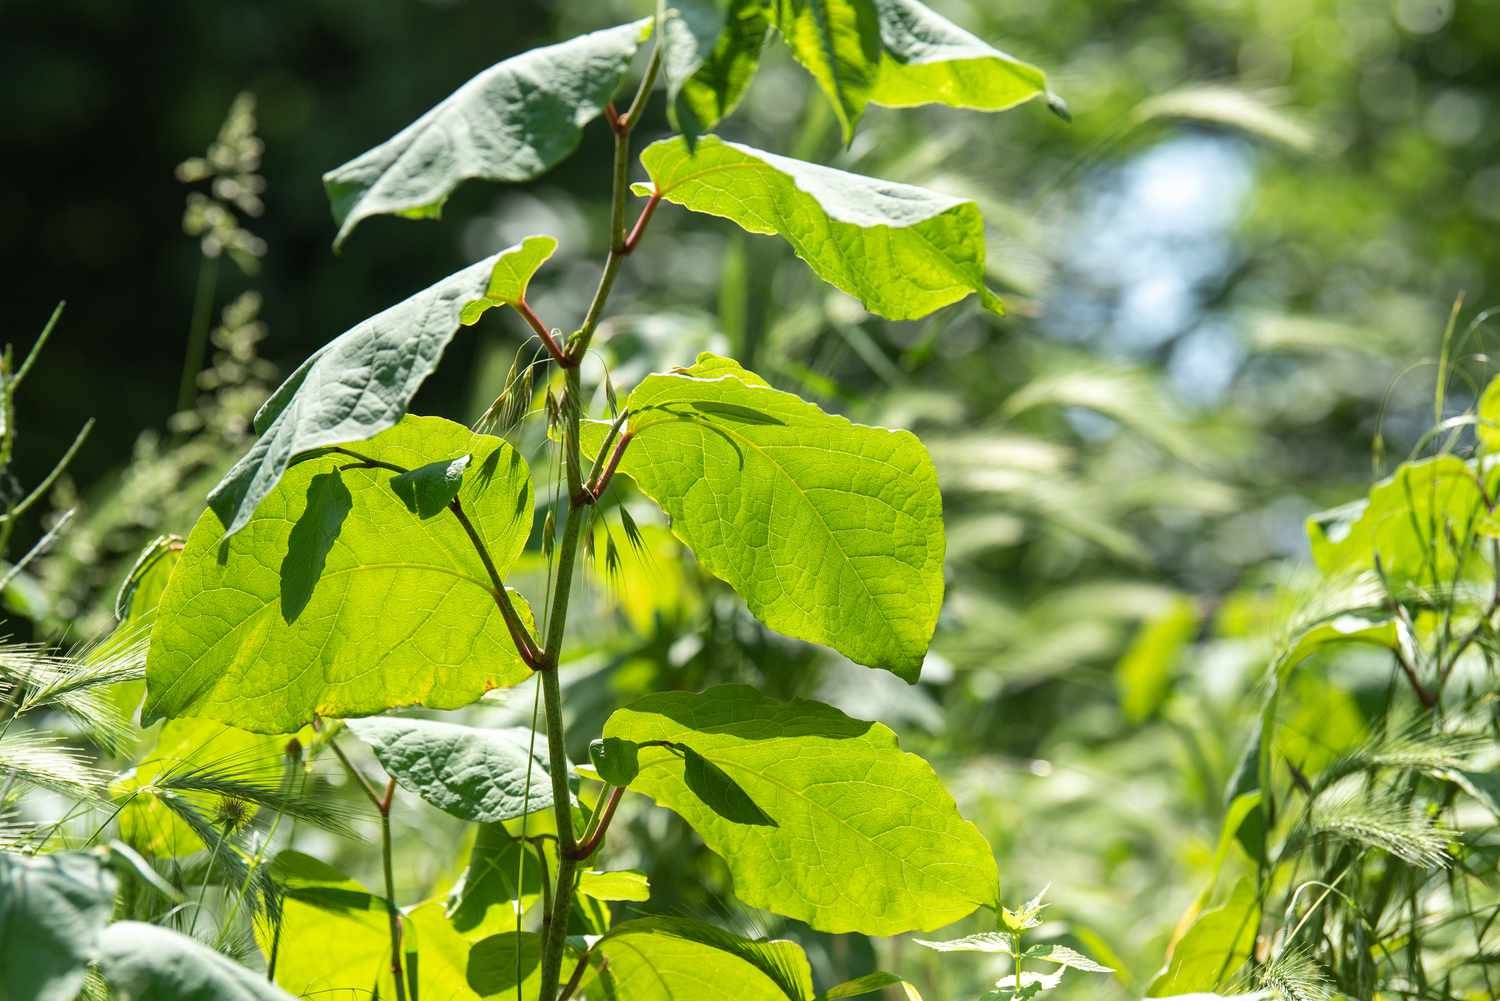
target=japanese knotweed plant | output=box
[3,4,1182,1001]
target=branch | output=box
[569,785,625,861]
[514,298,571,368]
[447,498,543,668]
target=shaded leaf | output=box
[324,23,649,247]
[589,735,641,787]
[0,850,118,1001]
[346,716,553,823]
[389,453,471,519]
[100,921,296,1001]
[209,238,554,538]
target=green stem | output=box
[177,254,220,414]
[380,777,408,1001]
[535,35,659,1001]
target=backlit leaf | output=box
[585,354,943,678]
[1147,878,1259,995]
[256,851,390,998]
[771,0,881,142]
[346,717,553,823]
[209,237,554,538]
[1307,455,1494,589]
[603,685,997,934]
[324,23,650,247]
[597,916,813,1001]
[637,136,1001,320]
[579,868,652,902]
[145,416,534,733]
[870,0,1046,112]
[0,850,117,1001]
[670,0,771,138]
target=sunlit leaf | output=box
[597,916,813,1001]
[772,0,880,142]
[637,137,1002,320]
[604,685,997,934]
[1147,878,1258,995]
[146,417,534,733]
[584,354,943,678]
[870,0,1046,112]
[256,851,390,998]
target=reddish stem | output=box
[587,430,633,502]
[604,102,623,135]
[569,786,625,861]
[621,193,661,255]
[379,776,397,816]
[514,298,571,368]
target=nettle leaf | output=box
[585,354,944,678]
[346,717,553,823]
[669,0,771,139]
[257,851,390,998]
[145,416,535,734]
[210,236,555,539]
[324,20,650,247]
[0,850,118,1001]
[603,685,997,935]
[598,916,813,1001]
[1306,455,1496,589]
[1026,944,1113,973]
[101,921,296,1001]
[772,0,881,142]
[870,0,1047,112]
[914,931,1011,953]
[637,136,1002,320]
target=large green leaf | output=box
[603,686,996,934]
[637,136,1001,319]
[346,717,553,823]
[0,850,118,1001]
[209,236,554,539]
[668,0,771,138]
[1306,455,1495,589]
[324,21,650,247]
[585,354,944,678]
[145,416,535,733]
[597,917,808,1001]
[257,851,390,998]
[772,0,881,142]
[1146,878,1259,996]
[100,921,296,1001]
[114,718,284,856]
[446,822,546,939]
[870,0,1046,111]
